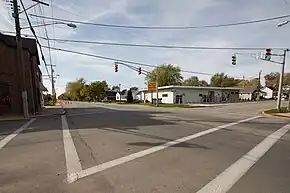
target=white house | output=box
[116,90,139,101]
[138,85,240,104]
[239,87,258,101]
[260,86,274,99]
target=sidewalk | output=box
[272,113,290,119]
[0,115,27,121]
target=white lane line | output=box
[196,123,290,193]
[0,118,36,150]
[67,115,261,183]
[61,115,82,183]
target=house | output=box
[260,86,274,99]
[104,91,117,101]
[0,33,45,115]
[138,85,240,104]
[116,90,128,101]
[239,87,266,101]
[116,89,139,101]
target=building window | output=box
[231,92,234,94]
[162,94,168,97]
[0,83,10,107]
[235,92,239,94]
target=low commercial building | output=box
[138,85,240,104]
[0,33,45,115]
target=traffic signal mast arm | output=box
[114,61,149,76]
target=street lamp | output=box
[277,20,289,27]
[21,22,77,30]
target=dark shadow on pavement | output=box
[127,141,211,149]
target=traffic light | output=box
[232,54,236,65]
[265,48,271,61]
[114,63,118,72]
[138,67,141,75]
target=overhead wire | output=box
[19,0,51,83]
[29,13,290,30]
[0,29,256,79]
[38,4,53,80]
[50,0,57,66]
[1,30,288,51]
[43,37,288,51]
[42,45,254,79]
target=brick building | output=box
[0,33,45,115]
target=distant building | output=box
[260,86,274,99]
[116,89,139,101]
[116,90,128,101]
[138,85,240,104]
[239,87,267,101]
[104,91,117,101]
[0,33,46,115]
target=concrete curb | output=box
[0,116,27,121]
[261,111,290,119]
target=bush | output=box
[47,100,55,106]
[264,107,289,114]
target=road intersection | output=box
[0,101,289,193]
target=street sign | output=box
[148,82,156,91]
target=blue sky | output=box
[1,0,290,95]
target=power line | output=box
[41,45,214,76]
[0,29,254,79]
[1,30,288,51]
[44,37,288,51]
[29,13,290,30]
[19,0,51,82]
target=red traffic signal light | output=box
[114,63,118,72]
[232,54,236,65]
[138,67,141,75]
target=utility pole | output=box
[50,65,56,104]
[242,75,245,88]
[277,49,287,111]
[13,0,29,118]
[257,70,262,100]
[119,84,121,102]
[156,75,159,107]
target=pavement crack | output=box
[74,129,98,165]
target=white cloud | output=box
[1,0,290,95]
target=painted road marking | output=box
[196,123,290,193]
[67,115,261,183]
[61,115,82,183]
[0,118,36,150]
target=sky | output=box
[0,0,290,95]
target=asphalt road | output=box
[0,101,290,193]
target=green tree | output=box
[237,78,259,87]
[183,76,199,86]
[127,89,133,103]
[88,80,109,101]
[210,73,241,87]
[65,78,86,101]
[130,86,139,92]
[199,80,209,87]
[111,85,120,92]
[210,73,225,87]
[145,64,183,87]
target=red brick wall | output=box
[0,43,22,114]
[0,42,41,115]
